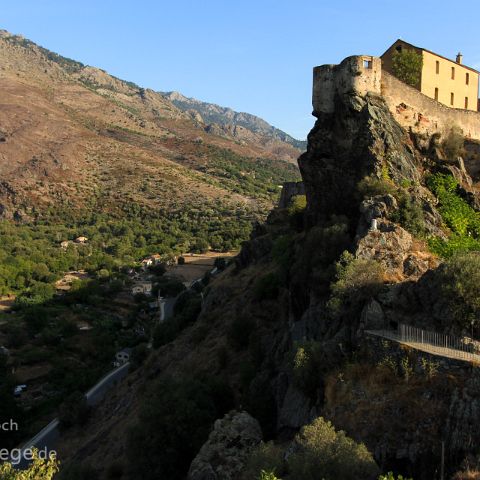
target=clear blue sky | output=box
[2,0,480,140]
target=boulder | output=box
[356,220,413,277]
[188,411,262,480]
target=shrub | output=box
[379,473,412,480]
[357,176,396,199]
[442,126,465,160]
[0,449,59,479]
[242,441,285,480]
[126,377,226,480]
[437,251,480,329]
[390,191,426,237]
[291,342,326,395]
[288,417,379,480]
[288,195,307,230]
[287,195,307,216]
[392,48,423,87]
[426,173,480,256]
[259,471,281,480]
[328,252,384,317]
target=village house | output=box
[75,236,88,244]
[114,348,132,366]
[381,39,479,111]
[60,240,71,249]
[140,253,164,269]
[131,281,153,296]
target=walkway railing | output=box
[367,323,480,363]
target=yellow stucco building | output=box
[382,39,479,111]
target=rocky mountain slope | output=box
[0,29,299,222]
[50,51,480,480]
[162,90,307,152]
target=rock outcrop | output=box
[188,411,262,480]
[299,91,420,226]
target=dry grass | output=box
[453,470,480,480]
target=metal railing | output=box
[396,323,478,361]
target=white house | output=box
[131,282,153,296]
[115,348,132,366]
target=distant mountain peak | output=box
[161,91,307,151]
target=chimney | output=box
[456,52,463,64]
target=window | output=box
[451,67,455,80]
[396,45,402,53]
[434,87,439,100]
[465,97,469,109]
[466,73,470,85]
[436,61,440,74]
[363,59,372,69]
[451,92,454,105]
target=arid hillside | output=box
[0,30,300,221]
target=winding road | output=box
[13,286,194,469]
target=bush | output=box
[328,252,384,317]
[390,191,426,237]
[427,173,480,256]
[292,342,326,395]
[288,417,379,480]
[379,473,412,480]
[288,195,307,230]
[243,442,285,480]
[0,449,59,479]
[437,251,480,330]
[126,377,227,480]
[392,48,423,87]
[442,126,465,160]
[259,471,281,480]
[357,176,396,199]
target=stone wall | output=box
[382,71,480,140]
[312,54,480,140]
[278,181,305,208]
[312,55,381,114]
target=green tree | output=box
[392,49,423,87]
[126,377,219,479]
[438,252,480,330]
[0,449,59,479]
[288,417,379,480]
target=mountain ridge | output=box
[0,28,300,223]
[161,90,307,150]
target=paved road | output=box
[13,363,130,468]
[163,296,176,320]
[13,276,210,468]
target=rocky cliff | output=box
[53,64,480,480]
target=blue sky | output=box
[2,0,480,139]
